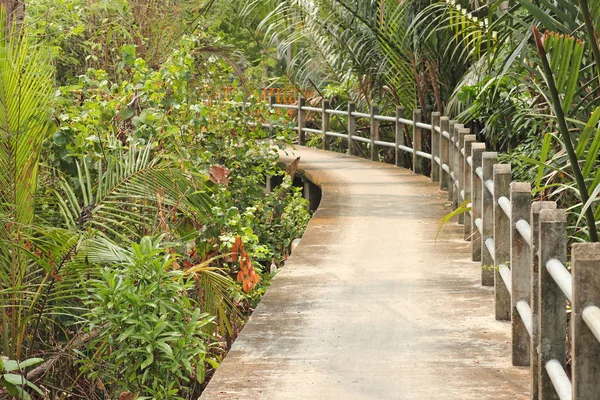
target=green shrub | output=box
[84,237,215,399]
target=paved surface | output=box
[201,147,529,400]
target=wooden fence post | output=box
[395,106,405,168]
[431,112,441,182]
[471,143,486,263]
[530,201,557,399]
[348,102,356,156]
[572,243,600,399]
[538,208,567,400]
[322,99,330,151]
[481,151,498,286]
[493,163,511,320]
[463,135,476,240]
[510,182,532,367]
[298,95,306,145]
[413,109,423,174]
[371,105,380,161]
[440,117,450,191]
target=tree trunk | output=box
[0,0,24,34]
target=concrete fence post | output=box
[538,208,567,400]
[298,95,306,145]
[447,120,457,202]
[431,112,441,182]
[493,164,511,320]
[395,106,405,168]
[440,117,450,191]
[463,135,476,240]
[471,143,486,262]
[572,243,600,399]
[510,182,532,367]
[413,109,423,174]
[322,99,330,151]
[452,124,465,210]
[371,105,380,161]
[530,201,557,399]
[481,152,498,286]
[348,102,356,156]
[457,128,468,223]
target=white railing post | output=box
[322,99,330,151]
[572,243,600,399]
[348,102,356,156]
[440,117,450,191]
[538,208,567,399]
[431,112,441,182]
[298,95,306,145]
[471,143,486,262]
[481,152,498,286]
[493,164,511,320]
[371,104,380,161]
[413,109,423,174]
[395,106,405,168]
[463,135,476,240]
[510,182,532,367]
[530,201,557,399]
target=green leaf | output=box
[140,353,154,370]
[17,358,44,369]
[2,373,26,385]
[119,107,135,121]
[155,341,173,357]
[3,360,18,372]
[24,379,45,396]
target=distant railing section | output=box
[240,95,434,171]
[243,94,600,400]
[207,87,315,108]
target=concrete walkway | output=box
[201,147,529,400]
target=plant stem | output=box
[532,26,598,242]
[578,0,600,87]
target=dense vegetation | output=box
[0,1,308,398]
[2,0,600,398]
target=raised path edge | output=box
[201,146,529,400]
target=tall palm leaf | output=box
[0,5,54,359]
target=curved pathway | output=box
[201,147,529,399]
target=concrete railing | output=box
[247,95,435,172]
[460,143,600,400]
[246,95,600,400]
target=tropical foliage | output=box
[1,1,309,398]
[4,0,600,397]
[248,0,600,242]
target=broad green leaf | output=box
[2,373,26,385]
[140,353,154,370]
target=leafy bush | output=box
[84,237,215,399]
